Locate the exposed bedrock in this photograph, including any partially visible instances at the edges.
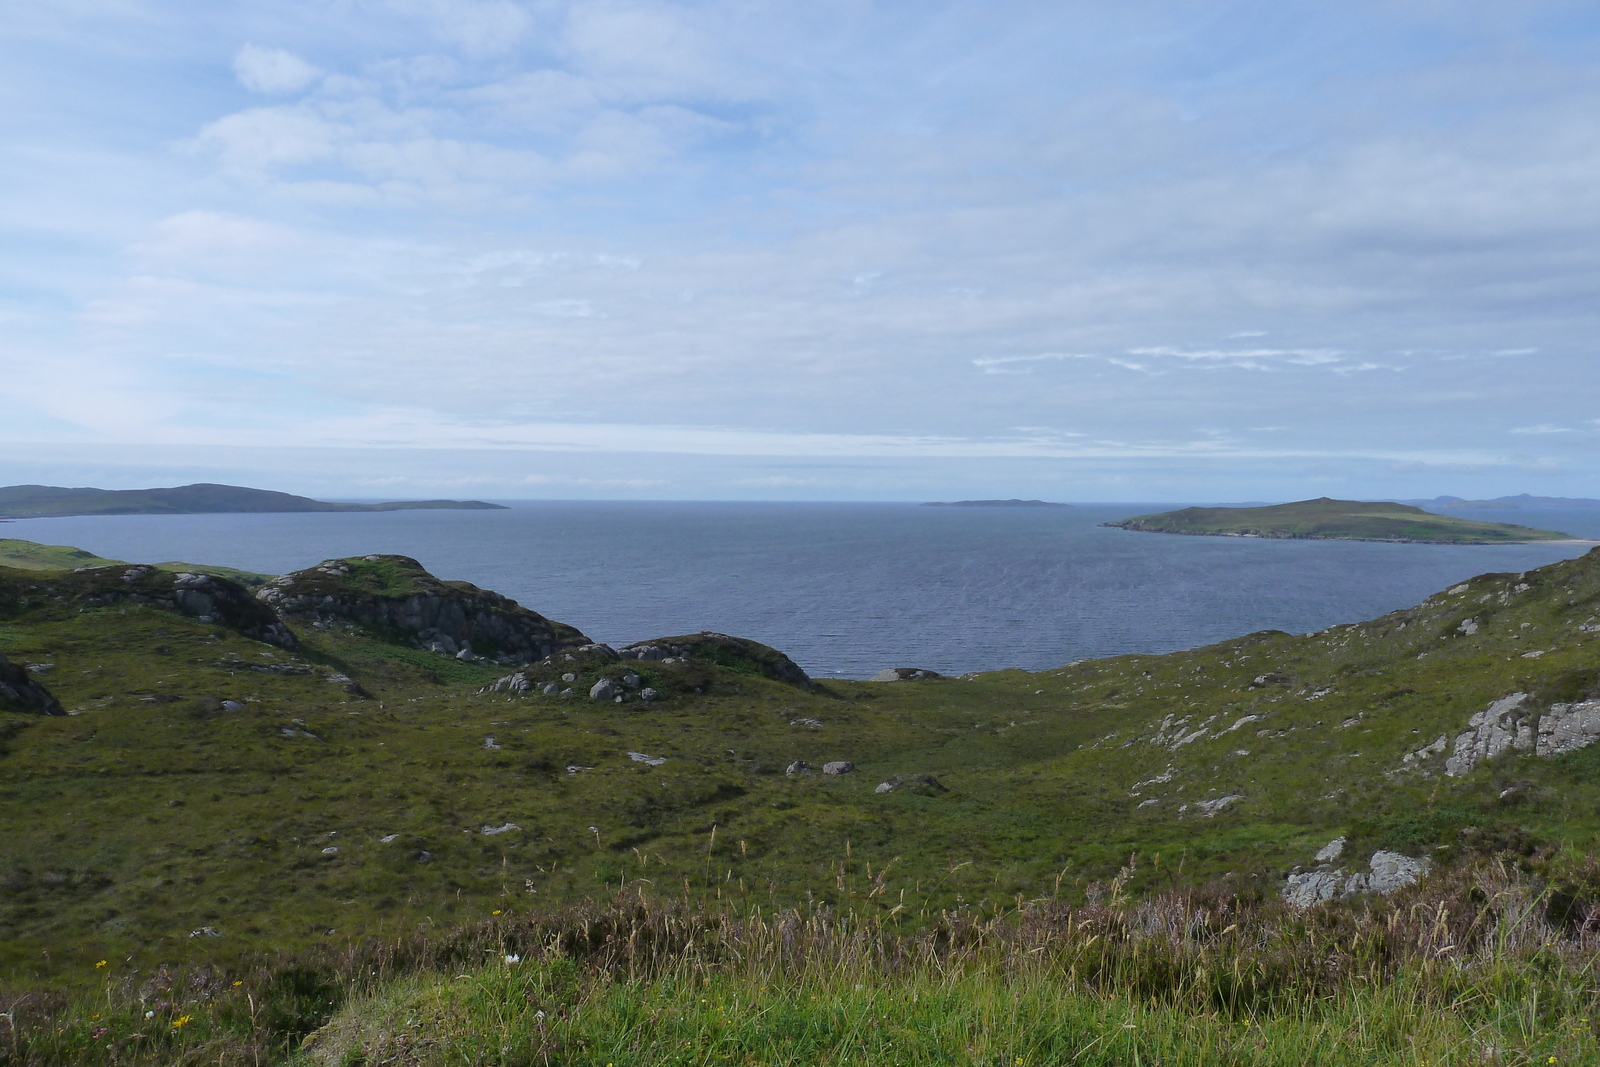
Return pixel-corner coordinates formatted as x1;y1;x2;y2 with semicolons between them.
256;555;588;661
0;564;296;650
1442;692;1600;776
0;650;63;716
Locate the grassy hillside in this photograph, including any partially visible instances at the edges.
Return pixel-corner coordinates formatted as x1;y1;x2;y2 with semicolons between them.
0;483;506;519
1105;496;1575;543
6;542;1600;1062
0;538;274;587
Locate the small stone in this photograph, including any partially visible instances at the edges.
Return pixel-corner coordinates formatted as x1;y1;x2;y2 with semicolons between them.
541;682;560;695
380;834;400;843
622;673;640;687
875;781;895;793
822;760;855;775
785;760;808;775
321;846;339;855
639;688;659;702
590;678;623;701
1315;836;1346;863
221;699;244;711
456;648;475;661
561;673;577;683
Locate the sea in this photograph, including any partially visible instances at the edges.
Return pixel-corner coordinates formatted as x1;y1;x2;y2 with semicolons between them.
7;503;1599;680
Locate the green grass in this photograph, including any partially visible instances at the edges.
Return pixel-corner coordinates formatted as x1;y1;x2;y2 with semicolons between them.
1106;497;1575;543
5;545;1600;1061
0;538;124;571
11;865;1600;1066
3;548;1600;988
0;538;275;586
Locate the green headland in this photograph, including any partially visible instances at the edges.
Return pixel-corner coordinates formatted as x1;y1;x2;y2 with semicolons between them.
1105;496;1577;543
0;482;507;519
5;535;1600;1063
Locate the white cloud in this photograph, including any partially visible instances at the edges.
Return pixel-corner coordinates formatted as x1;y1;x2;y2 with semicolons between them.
233;44;320;95
1510;424;1575;435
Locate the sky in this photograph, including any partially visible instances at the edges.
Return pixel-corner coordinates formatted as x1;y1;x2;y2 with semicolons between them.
2;1;1598;502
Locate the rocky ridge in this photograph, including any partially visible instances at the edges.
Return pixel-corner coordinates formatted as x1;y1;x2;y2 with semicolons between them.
0;563;296;650
255;555;588;662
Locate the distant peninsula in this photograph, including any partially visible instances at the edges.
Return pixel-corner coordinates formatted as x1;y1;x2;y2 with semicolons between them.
0;483;507;520
922;499;1072;508
1103;497;1576;544
1402;494;1600;510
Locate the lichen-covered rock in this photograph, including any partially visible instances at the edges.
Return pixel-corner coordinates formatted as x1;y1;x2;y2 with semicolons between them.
874;773;947;795
1364;850;1431;894
483;672;532;694
1284;848;1430;907
870;667;942;682
0;650;63;715
1443;693;1600;776
617;632;811;689
822;761;854;775
1445;693;1534;776
256;555;587;661
1537;700;1600;756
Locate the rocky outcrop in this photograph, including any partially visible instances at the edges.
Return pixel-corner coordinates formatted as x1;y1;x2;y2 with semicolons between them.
1442;692;1600;776
1283;840;1430;907
0;651;63;715
617;633;811;689
870;667;942;682
1537;700;1600;756
875;773;947;795
256;556;587;662
0;564;295;649
1445;693;1534;776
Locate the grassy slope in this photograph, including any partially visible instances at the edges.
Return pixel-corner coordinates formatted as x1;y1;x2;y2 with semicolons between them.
0;538;274;586
1107;497;1574;543
1;548;1600;991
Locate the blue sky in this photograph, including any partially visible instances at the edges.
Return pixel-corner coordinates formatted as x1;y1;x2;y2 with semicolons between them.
2;0;1598;501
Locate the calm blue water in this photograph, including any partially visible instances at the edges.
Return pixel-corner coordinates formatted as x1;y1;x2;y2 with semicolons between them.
7;503;1598;679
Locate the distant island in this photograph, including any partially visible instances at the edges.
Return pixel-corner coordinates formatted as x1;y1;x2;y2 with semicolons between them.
0;483;508;520
922;499;1072;508
1103;497;1576;544
1402;494;1600;510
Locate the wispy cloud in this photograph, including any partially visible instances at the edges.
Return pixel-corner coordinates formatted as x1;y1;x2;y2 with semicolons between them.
2;2;1598;498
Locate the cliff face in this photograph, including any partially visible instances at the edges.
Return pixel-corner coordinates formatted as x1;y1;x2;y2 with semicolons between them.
0;650;62;715
256;555;590;662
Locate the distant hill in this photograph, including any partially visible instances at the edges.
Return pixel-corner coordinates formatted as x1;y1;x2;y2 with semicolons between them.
1104;497;1576;544
0;483;507;519
922;499;1072;508
1404;494;1600;510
